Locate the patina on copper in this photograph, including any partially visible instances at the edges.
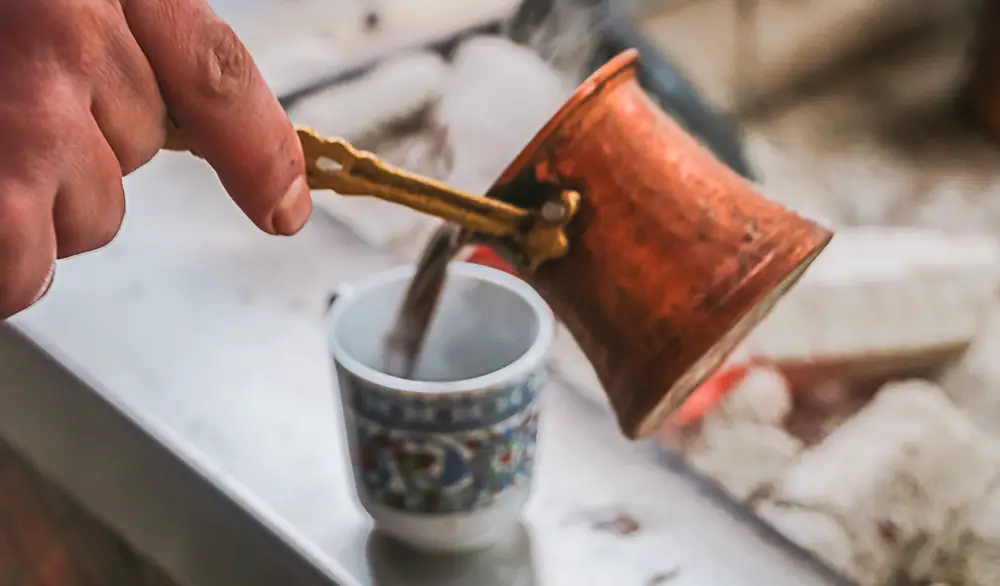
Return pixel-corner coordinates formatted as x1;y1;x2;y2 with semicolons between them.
963;0;1000;140
485;49;833;438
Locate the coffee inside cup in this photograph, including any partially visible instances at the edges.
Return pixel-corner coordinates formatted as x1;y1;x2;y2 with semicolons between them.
332;266;545;384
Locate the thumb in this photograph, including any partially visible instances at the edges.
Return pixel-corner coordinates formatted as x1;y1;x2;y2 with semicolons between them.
125;0;312;235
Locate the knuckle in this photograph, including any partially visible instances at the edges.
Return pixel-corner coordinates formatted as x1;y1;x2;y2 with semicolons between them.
0;277;46;318
0;0;117;71
0;272;51;316
58;210;123;258
94;206;125;249
52;157;125;258
195;21;256;102
32;1;106;70
82;192;126;253
0;206;52;318
116;119;165;175
38;81;87;132
0;208;32;257
2;75;85;154
89;223;121;251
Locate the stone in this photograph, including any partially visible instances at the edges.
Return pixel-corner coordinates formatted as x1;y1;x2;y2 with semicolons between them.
671;366;800;502
783;380;870;447
766;380;1000;585
686;419;803;502
919;483;1000;586
240;0;375;97
713;365;792;427
743;228;1000;384
431;35;573;193
743;133;848;226
940;306;1000;439
289;51;450;148
287;51;454;252
244;0;520;97
755;502;855;577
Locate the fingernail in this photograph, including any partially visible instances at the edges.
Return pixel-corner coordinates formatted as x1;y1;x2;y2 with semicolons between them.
31;263;56;305
272;175;312;236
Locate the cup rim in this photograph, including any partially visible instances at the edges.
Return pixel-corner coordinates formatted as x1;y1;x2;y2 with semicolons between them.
327;262;554;395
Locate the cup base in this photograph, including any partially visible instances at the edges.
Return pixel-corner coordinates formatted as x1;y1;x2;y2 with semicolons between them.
360;483;531;554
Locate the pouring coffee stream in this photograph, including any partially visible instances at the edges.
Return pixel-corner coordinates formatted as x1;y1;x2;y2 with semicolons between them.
169;49;833;439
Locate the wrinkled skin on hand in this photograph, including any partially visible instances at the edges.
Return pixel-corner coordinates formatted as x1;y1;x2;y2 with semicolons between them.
0;0;313;318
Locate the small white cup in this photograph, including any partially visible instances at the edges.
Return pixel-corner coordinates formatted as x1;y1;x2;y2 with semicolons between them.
328;262;554;553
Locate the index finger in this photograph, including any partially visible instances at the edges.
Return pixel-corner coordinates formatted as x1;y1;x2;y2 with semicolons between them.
123;0;311;235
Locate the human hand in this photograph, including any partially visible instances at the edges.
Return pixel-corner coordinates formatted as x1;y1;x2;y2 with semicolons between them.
0;0;312;318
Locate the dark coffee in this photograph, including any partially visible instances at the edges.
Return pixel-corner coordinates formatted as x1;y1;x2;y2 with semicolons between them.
381;224;468;378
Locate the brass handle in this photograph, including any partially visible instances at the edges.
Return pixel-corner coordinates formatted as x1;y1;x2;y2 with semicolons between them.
165;122;578;271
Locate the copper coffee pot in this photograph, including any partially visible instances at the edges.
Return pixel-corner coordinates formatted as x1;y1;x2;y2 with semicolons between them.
170;49;833;439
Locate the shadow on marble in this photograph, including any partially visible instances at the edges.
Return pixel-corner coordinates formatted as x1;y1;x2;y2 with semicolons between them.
366;520;537;586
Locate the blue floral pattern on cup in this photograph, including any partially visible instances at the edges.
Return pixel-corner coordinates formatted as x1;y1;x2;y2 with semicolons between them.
338;367;545;515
